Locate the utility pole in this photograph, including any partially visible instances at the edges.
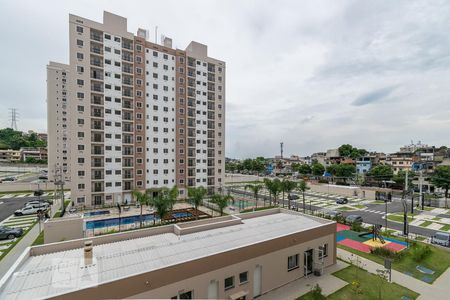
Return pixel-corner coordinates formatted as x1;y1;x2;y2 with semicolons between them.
419;170;424;210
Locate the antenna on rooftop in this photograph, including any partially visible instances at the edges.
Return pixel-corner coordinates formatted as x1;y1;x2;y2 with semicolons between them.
155;26;158;44
280;142;284;159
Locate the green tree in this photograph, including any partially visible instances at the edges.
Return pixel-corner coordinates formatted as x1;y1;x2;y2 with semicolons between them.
296;164;312;175
245;183;264;208
281;179;297;209
431;166;450;208
188;186;207;219
311;163;325;176
393;170;416;187
367;165;394;182
211;194;233;215
326;164;356;181
338;144;368;159
263;178;281;206
132;189;151;228
298;180;310;213
150;193;170;225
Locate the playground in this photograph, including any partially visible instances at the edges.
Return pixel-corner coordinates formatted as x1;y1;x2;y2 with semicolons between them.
336;223;407;253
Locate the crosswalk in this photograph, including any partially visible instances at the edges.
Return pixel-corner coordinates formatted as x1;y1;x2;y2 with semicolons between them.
0;191;71;199
359;208;385;215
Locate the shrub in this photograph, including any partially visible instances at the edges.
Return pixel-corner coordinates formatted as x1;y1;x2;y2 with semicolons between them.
310;284;325;300
351;222;363;232
410;244;431;262
371;246;403;261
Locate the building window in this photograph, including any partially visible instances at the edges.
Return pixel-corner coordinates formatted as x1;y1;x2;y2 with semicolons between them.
239;271;248;284
76;39;83;47
77;52;84;60
288;254;299;271
319;244;328;259
224;276;234;291
77;184;85;189
76;26;83;33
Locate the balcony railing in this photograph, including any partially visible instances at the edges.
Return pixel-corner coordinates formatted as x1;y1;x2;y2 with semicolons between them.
90;34;102;42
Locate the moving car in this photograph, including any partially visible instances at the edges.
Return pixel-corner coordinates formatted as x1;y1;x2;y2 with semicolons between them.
346;215;363;224
33;190;44;197
14;205;47;216
431;232;450;247
0;226;23;240
336;197;349;204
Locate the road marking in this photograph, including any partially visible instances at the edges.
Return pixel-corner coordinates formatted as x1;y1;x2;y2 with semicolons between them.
0;201;3;205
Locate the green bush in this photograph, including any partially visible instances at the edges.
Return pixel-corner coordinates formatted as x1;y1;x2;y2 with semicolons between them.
410;244;431;262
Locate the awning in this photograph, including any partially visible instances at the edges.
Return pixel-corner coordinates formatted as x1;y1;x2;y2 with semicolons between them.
229;290;248;300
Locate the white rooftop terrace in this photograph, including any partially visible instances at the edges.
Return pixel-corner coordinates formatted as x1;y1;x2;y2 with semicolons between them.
0;209;334;300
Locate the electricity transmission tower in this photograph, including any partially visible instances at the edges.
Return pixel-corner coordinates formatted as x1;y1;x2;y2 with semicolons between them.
9;108;18;130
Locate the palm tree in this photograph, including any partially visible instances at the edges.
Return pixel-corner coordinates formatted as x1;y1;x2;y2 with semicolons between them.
282;180;298;210
211;194;233;216
188;186;207;219
164;186;179;213
297;180;310;213
150;193;169;225
271;178;282;206
245;184;263;209
132;189;151;228
263;178;273;206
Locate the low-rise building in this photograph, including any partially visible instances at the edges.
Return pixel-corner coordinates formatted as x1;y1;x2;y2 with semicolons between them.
385;152;413;174
20;147;48;162
0;209;336;300
356;157;372;174
0;149;21;163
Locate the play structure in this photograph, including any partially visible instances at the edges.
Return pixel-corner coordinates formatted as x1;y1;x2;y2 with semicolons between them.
336;223;407;253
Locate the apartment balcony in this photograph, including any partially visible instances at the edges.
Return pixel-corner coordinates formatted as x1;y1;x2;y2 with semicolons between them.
92;174;104;180
122;90;132;98
122;66;133;74
91;150;104;155
90;45;103;55
91;135;104;143
122;41;133;50
92;186;104;193
90;33;103;42
122;102;132;109
122;54;133;63
122;78;133;86
91;124;104;130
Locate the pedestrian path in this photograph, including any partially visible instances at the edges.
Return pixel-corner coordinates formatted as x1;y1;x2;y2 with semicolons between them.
337;248;450;300
258;260;349;300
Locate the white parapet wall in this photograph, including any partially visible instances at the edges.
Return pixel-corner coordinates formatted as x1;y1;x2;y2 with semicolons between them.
225;173;263;184
43;216;84;244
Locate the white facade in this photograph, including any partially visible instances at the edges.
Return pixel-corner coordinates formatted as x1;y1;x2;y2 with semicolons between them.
145;49;177;188
194;59;209;187
103;34;124;199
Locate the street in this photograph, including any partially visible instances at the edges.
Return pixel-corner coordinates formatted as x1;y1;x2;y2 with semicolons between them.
0;196;48;222
228;187;441;238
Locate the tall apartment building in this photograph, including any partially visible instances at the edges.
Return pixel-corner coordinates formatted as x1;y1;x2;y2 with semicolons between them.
47;12;225;207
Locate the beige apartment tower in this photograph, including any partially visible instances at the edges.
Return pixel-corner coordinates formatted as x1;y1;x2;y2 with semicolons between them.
47;12;225;207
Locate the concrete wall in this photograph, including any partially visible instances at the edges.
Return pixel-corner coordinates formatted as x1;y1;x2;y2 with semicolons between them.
225;173;263;184
0;182;57;193
43;217;84;244
308;183;391;200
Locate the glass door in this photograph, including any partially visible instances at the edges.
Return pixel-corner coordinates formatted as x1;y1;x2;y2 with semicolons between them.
304;249;313;275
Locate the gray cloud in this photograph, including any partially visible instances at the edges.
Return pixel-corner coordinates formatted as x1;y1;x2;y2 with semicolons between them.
352;86;398;106
1;0;450;158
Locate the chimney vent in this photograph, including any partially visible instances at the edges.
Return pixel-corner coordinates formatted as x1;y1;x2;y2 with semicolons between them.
84;240;93;265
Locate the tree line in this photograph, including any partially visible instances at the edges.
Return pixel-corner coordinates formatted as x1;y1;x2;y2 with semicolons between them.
0;128;46;150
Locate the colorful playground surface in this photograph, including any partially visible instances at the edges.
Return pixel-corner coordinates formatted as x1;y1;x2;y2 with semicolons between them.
336;223;408;253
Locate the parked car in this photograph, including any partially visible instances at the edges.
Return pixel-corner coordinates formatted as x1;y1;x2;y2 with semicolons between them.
288;194;299;200
324;210;343;219
2;177;16;182
25;201;50;209
0;226;23;240
336;197;349;204
14;205;47;216
38;175;48;180
431;232;450;247
33;189;44;197
346;215;363;224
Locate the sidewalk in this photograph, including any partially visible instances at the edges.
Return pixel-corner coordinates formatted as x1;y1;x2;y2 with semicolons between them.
0;222;41;277
258;260;349;300
337;248;450;300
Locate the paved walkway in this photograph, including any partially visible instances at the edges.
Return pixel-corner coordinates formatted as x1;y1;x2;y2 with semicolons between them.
259;260;349;300
337;248;450;300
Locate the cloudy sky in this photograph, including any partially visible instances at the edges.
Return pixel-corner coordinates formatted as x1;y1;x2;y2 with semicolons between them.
1;0;450;158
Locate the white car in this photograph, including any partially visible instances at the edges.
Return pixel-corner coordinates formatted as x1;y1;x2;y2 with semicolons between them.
14;206;47;216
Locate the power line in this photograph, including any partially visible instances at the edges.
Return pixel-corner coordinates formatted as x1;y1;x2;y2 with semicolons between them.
8;108;18;131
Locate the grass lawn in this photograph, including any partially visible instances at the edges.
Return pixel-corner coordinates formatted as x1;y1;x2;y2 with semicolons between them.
337;206;354;211
419;221;433;227
440;224;450;231
31;230;44;246
387;214;414;223
338;240;450;283
432;217;442;221
353;204;366;209
298;266;418;300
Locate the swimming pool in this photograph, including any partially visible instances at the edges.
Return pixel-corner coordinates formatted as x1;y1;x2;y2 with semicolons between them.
172;212;192;218
84;210;110;217
85;214;157;230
